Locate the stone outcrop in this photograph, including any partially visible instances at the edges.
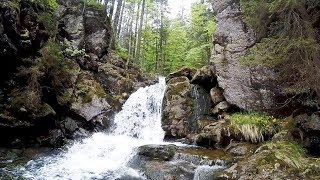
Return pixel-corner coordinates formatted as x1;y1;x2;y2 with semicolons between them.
210;0;280;115
0;0;151;148
162;76;212;138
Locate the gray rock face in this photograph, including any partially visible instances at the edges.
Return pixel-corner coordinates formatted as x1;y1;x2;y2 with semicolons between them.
162;77;212;138
210;0;279;114
57;1;111;57
84;7;111;57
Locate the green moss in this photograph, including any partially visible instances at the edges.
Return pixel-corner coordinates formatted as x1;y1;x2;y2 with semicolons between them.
257;141;306;169
227;113;277;143
75;74;107;104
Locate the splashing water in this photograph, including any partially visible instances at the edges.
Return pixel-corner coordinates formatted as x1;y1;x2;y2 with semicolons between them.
16;77;167;179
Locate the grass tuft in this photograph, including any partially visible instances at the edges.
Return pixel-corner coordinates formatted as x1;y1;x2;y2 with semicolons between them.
228;112;276;143
257;141;307;169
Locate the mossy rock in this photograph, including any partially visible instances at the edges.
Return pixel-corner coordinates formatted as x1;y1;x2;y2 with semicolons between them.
217;141;320;179
70;72;110;121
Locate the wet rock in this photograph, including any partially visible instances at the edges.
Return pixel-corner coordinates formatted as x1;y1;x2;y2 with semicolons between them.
162;76;211;138
138;144;177;161
167;67;197;81
210;87;224;105
193;166;216;180
39;129;65;147
215;142;313;179
294;113;320;155
64;117;78;133
138;160;196;180
212;101;230;114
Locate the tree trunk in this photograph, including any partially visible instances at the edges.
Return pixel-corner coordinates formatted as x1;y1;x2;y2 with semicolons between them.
110;0;124;49
133;0;141;59
104;0;109;14
110;0;116;19
134;0;146;65
117;0;126;39
113;0;124;36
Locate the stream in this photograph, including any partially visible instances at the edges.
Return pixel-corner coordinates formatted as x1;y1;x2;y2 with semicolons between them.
0;78;225;180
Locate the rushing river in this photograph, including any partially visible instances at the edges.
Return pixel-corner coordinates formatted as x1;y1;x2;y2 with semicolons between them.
14;78;167;179
2;77;225;180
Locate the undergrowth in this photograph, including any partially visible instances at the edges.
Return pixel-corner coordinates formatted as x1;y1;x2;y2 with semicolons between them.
228;113;277;143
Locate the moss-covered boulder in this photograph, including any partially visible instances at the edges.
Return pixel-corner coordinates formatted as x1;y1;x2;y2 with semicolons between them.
162;76;212;138
216;141;320;179
70;72;110;122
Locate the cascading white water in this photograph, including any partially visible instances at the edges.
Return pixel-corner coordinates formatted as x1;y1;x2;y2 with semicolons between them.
18;77;167;180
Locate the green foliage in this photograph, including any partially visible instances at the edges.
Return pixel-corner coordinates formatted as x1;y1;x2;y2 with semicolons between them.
11;39;73;113
82;0;103;10
137;2;216;74
38;12;57;37
116;46;129;60
228;112;277;143
32;0;58;10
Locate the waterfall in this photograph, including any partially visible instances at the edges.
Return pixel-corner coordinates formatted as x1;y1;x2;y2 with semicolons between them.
17;77;167;179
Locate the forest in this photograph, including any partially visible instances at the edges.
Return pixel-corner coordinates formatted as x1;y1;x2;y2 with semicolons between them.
91;0;215;74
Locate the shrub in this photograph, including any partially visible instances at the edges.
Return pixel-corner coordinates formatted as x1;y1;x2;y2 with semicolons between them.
32;0;58;10
38;12;57;37
227;113;277;143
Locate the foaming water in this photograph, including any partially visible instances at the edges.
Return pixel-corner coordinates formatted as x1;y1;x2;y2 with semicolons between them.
17;77;167;179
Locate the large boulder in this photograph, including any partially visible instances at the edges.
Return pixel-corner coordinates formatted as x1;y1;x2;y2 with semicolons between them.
191;66;217;90
167;67;197;81
70;72;111;122
210;0;280;115
162;77;212;138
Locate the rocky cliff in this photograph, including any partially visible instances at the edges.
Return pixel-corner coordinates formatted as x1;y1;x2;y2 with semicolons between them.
0;0;153;147
210;0;281;115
